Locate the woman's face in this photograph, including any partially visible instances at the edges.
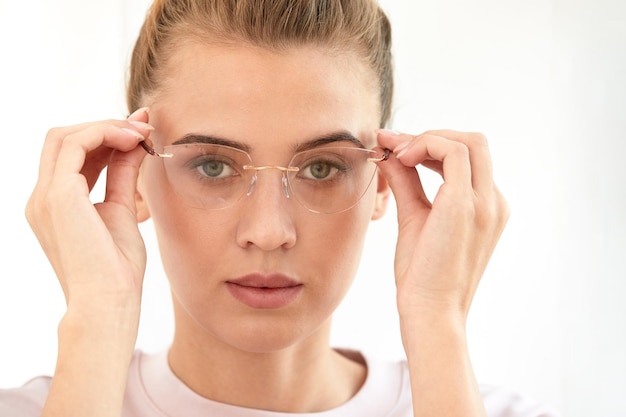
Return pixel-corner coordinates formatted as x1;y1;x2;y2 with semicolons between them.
138;40;388;353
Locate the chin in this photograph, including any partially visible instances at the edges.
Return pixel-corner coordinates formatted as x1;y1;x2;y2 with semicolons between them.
213;315;330;354
171;279;341;354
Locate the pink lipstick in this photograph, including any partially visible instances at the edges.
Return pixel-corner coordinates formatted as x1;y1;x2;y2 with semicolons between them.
225;274;303;309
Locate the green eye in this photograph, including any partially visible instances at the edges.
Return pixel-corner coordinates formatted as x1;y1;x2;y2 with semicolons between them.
194;160;236;179
299;160;347;181
307;162;333;179
200;161;225;177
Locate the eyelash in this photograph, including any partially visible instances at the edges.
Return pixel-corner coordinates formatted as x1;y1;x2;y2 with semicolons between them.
297;158;349;182
187;156;241;181
180;151;354;186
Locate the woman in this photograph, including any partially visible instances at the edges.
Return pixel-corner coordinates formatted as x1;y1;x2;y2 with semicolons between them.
0;0;555;416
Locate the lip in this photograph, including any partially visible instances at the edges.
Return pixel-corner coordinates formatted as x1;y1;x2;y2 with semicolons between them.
225;273;303;309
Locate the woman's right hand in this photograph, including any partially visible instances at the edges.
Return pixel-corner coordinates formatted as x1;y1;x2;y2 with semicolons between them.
25;109;152;314
24;109;153;417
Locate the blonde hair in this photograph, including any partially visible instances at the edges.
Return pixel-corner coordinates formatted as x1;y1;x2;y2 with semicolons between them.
127;0;394;127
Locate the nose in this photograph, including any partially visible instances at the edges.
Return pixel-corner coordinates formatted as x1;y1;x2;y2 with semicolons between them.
235;170;297;251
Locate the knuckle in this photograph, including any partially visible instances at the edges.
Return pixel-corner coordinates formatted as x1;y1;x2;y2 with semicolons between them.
450;141;470;158
45;127;66;145
46;126;84;152
467;132;489;149
60;131;87;152
45;126;64;139
24;197;38;227
25;190;50;233
497;194;511;225
475;191;510;231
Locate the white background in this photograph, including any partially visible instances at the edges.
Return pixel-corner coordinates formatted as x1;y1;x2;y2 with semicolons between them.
1;1;625;416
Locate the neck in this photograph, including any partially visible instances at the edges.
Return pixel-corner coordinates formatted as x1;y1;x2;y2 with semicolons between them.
168;302;366;413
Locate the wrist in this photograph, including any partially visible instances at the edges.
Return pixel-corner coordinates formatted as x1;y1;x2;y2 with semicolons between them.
398;292;468;326
399;304;487;417
65;289;142;320
44;306;139;417
59;300;141;352
398;303;468;350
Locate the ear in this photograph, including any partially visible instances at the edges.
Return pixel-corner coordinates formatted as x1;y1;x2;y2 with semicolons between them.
371;171;390;220
135;171;151;223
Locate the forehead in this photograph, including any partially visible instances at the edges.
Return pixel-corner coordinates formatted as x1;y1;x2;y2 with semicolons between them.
149;40;380;148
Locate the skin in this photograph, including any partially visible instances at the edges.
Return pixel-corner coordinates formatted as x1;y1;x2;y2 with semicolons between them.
138;41;386;410
25;36;509;417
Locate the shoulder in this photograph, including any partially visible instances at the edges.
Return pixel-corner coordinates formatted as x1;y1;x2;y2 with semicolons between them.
355;352;560;417
0;376;51;417
0;351;154;417
479;384;562;417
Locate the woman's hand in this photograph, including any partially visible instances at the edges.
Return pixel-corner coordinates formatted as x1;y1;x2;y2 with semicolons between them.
26;109;152;313
377;129;509;417
377;129;509;323
24;109;153;417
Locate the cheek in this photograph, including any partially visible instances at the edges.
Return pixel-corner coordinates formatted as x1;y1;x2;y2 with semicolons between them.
142;161;231;285
142;156;375;298
303;196;375;293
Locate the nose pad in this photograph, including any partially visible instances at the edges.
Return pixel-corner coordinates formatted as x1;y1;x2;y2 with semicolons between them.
245;172;291;199
282;175;291;199
246;174;258;197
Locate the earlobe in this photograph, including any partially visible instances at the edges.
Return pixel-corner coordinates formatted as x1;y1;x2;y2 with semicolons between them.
371;172;390;220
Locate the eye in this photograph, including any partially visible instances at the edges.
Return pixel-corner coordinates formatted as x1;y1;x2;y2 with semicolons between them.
198;161;232;178
190;157;238;179
298;159;347;181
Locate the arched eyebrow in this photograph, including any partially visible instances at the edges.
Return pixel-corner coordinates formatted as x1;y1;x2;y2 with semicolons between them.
172;134;251;152
295;131;366;152
170;130;366;152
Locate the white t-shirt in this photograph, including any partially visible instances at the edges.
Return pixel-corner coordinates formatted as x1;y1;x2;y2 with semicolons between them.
0;350;560;416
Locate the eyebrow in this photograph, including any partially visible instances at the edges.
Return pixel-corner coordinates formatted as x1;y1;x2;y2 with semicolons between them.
172;134;251;152
295;131;366;152
170;130;366;153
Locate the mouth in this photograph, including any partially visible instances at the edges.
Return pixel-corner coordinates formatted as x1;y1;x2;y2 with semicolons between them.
225;273;303;309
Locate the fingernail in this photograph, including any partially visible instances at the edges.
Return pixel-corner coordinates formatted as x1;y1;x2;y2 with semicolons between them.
129;121;155;131
128;107;150;120
376;129;400;136
121;128;145;141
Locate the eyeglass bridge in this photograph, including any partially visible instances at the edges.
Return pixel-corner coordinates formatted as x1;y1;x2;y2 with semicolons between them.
242;165;300;198
140;141;391;213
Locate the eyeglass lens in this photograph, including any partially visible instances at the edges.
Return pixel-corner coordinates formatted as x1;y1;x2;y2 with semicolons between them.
160;144;381;214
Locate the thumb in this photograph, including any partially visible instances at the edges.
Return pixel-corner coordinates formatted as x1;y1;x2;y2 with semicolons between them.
376;149;431;220
104;145;148;214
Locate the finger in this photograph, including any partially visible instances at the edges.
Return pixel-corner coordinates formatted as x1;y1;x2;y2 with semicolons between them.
375;148;432;220
103;146;147;213
53;124;145;178
424;130;494;195
391;133;473;194
80;147;114;191
376;129;415;153
127;107;150;123
421;159;444;177
81;111;153;190
39;123;101;186
38;119;151;188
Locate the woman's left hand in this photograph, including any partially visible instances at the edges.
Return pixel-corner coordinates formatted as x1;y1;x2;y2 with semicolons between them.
376;129;510;325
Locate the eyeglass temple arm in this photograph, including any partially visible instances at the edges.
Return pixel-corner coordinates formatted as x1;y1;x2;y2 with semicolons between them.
140;141;173;158
368;148;390;162
140;141;390;162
